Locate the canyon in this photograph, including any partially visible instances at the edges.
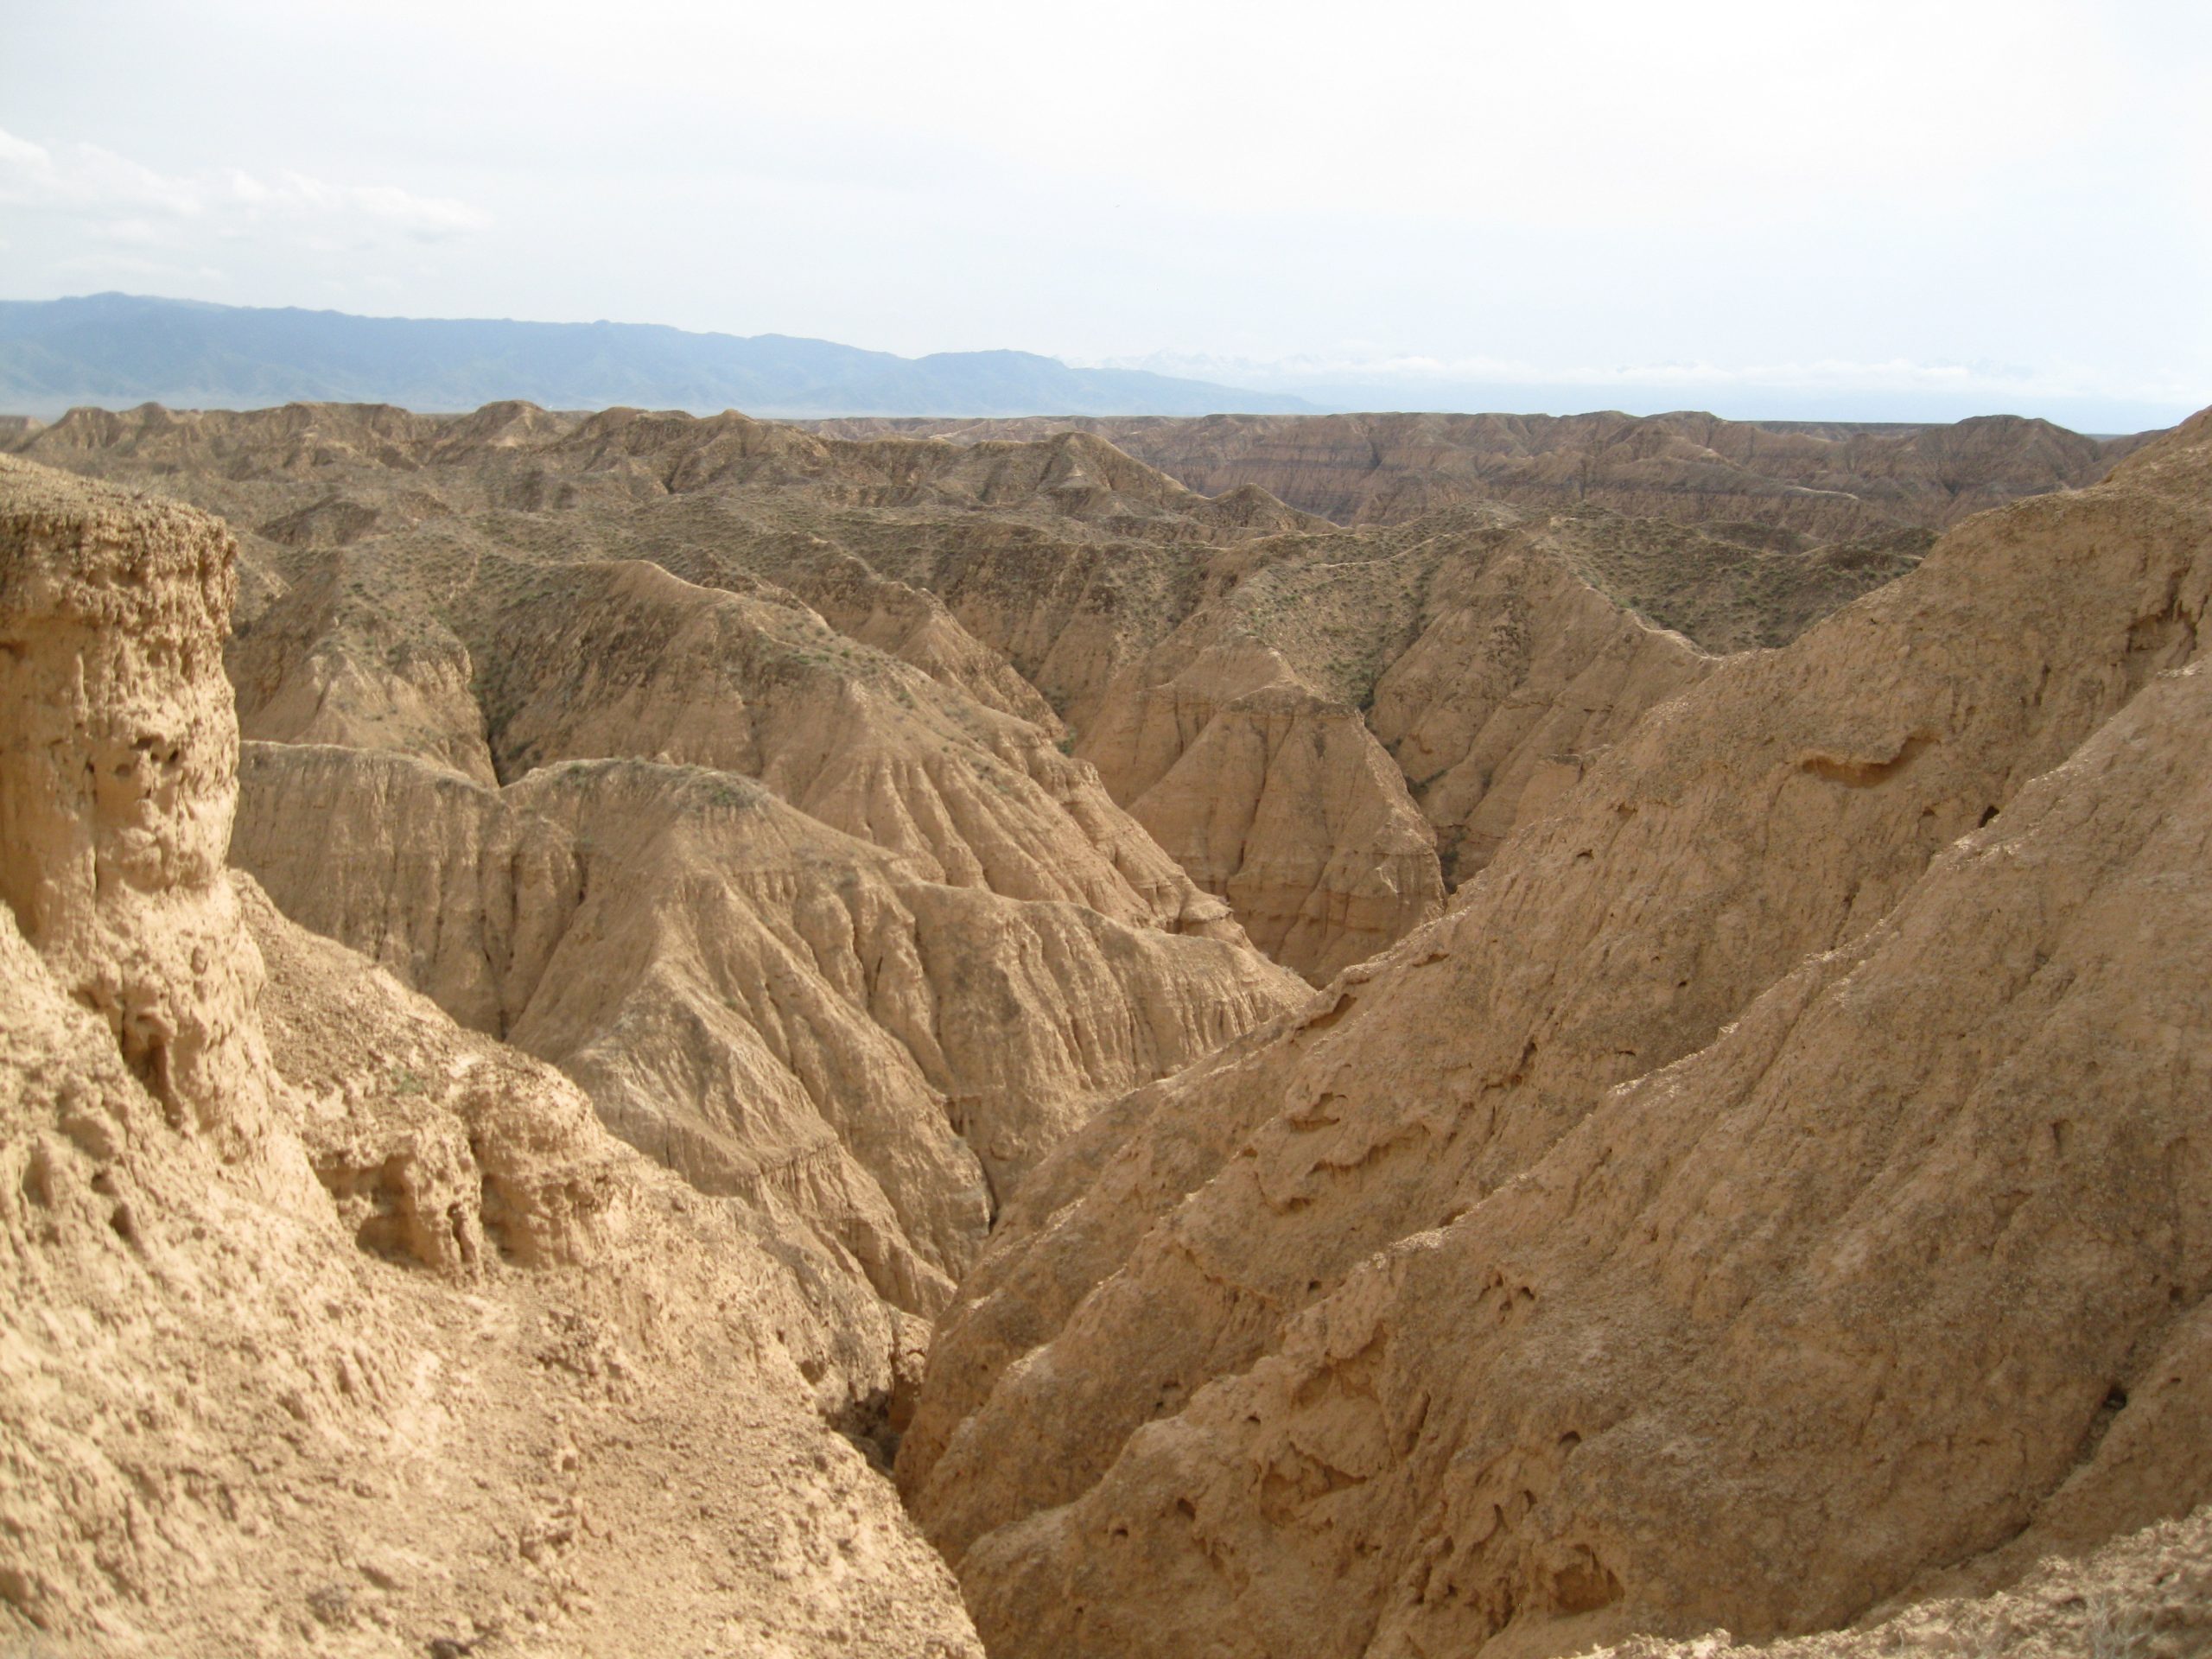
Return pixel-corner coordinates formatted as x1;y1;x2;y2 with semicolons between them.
2;398;2207;1656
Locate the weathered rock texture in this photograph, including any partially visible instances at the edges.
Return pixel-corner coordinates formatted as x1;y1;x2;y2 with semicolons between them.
1592;1504;2211;1659
232;740;1301;1314
0;461;277;1152
1086;649;1445;982
462;554;1230;938
10;393;2204;1658
899;411;2212;1657
0;456;983;1656
226;543;499;784
19;410;1328;1329
1365;536;1711;882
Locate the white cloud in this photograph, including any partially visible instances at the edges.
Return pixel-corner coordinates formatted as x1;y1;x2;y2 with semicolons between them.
52;251;229;285
0;126;486;243
346;181;486;235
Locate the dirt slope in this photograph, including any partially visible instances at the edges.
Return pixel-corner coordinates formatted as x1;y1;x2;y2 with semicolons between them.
1586;1504;2210;1658
898;411;2212;1657
233;740;1301;1315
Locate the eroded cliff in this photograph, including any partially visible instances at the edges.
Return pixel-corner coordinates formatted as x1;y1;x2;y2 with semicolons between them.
0;456;984;1656
898;412;2212;1657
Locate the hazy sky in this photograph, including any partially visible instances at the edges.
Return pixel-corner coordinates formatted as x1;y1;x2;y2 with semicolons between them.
3;0;2207;426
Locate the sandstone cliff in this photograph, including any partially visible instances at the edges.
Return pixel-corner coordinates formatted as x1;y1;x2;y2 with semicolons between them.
9;391;2204;1658
461;554;1233;937
783;483;1929;976
10;407;1319;1343
0;460;279;1154
227;543;500;784
899;411;2212;1657
232;739;1301;1315
0;455;984;1656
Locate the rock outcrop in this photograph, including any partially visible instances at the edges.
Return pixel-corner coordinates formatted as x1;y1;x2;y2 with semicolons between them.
1366;532;1712;882
1086;648;1445;982
9;387;2206;1659
226;544;499;784
0;460;278;1152
899;412;2212;1657
0;455;984;1656
462;554;1235;938
232;739;1302;1314
831;494;1925;974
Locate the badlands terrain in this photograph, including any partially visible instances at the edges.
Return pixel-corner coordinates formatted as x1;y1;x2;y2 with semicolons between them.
808;409;2148;538
1;399;2208;1657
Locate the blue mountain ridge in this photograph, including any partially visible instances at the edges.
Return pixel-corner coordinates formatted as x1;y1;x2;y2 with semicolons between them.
0;294;1314;419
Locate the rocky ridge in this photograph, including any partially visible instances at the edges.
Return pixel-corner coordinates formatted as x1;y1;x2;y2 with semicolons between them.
896;410;2212;1656
804;408;2152;537
0;455;984;1656
235;740;1298;1314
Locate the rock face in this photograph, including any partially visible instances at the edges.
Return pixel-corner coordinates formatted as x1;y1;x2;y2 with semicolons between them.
9;391;2207;1659
1366;537;1711;882
227;544;499;784
232;740;1302;1314
808;409;2150;537
0;461;276;1149
1588;1505;2212;1659
14;407;1319;1346
463;555;1231;938
815;493;1931;979
898;412;2212;1657
0;456;984;1656
1086;649;1445;982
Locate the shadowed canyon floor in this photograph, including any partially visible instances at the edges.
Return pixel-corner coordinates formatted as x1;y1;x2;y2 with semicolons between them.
3;400;2208;1656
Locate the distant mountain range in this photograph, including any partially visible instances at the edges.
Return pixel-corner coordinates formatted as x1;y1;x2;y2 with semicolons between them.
0;294;1314;419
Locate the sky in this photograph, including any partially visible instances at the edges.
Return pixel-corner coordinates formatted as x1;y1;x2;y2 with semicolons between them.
2;0;2208;429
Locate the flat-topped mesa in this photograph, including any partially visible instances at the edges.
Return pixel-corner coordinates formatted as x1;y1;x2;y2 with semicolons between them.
0;455;276;1149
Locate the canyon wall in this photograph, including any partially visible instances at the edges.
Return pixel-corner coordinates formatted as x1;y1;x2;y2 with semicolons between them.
899;412;2212;1657
0;455;985;1656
